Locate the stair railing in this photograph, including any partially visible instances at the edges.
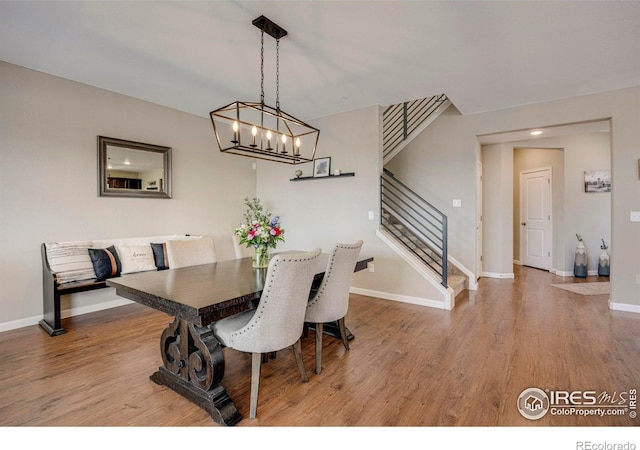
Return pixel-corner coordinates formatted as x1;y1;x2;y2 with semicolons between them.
380;169;448;287
382;94;448;161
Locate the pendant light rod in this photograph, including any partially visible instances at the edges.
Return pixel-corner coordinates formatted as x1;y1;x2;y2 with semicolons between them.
252;15;287;40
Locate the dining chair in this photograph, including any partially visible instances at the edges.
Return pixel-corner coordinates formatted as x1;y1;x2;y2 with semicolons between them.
304;240;363;374
231;234;253;259
166;237;217;269
211;248;322;419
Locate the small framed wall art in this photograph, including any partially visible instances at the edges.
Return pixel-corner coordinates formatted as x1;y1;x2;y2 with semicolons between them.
313;157;331;178
584;170;611;193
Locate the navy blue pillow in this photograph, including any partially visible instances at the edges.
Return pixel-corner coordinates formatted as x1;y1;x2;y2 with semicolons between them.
88;245;122;280
151;242;169;270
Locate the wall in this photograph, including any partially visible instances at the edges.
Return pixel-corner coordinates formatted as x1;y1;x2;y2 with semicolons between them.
385;88;640;310
256;106;445;307
481;144;514;277
0;61;256;330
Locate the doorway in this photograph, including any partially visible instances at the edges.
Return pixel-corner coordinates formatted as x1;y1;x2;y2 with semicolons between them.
519;168;552;270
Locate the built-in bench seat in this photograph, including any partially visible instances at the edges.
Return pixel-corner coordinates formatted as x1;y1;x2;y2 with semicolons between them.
40;234;205;336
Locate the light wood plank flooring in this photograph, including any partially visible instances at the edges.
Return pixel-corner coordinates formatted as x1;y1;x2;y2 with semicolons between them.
1;265;638;427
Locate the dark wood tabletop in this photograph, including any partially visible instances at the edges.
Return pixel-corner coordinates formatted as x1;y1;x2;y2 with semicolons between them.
106;253;372;326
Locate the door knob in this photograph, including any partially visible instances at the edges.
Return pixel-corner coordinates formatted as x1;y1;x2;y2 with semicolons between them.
521;222;526;226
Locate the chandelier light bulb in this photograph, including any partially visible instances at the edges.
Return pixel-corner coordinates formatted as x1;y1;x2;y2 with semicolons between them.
251;126;258;147
231;121;239;144
266;130;273;150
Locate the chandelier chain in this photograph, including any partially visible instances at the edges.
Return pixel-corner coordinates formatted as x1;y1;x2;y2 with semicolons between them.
260;29;265;105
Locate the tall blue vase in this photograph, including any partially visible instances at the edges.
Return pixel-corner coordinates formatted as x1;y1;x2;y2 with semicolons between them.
574;242;587;278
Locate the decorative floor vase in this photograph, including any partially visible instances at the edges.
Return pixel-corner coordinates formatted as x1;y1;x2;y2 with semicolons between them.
252;247;270;268
574;242;588;278
598;250;610;277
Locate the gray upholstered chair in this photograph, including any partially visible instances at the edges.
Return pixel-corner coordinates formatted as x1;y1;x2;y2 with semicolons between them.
166;237;217;269
232;234;253;259
305;240;363;374
211;248;322;419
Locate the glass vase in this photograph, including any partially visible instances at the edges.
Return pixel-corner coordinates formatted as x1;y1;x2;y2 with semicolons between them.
252;246;270;269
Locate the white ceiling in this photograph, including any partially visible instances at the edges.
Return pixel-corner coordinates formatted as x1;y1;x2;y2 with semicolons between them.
1;1;640;123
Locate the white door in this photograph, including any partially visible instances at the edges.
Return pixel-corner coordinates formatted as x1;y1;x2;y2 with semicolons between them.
520;168;551;270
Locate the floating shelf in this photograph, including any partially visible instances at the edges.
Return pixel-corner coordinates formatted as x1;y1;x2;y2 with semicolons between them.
290;172;355;181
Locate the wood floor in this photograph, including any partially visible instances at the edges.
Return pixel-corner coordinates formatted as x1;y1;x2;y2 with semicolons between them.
1;265;638;427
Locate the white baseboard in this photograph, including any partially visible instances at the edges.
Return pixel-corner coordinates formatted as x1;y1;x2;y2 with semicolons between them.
0;315;41;333
350;287;449;310
0;298;134;334
609;301;640;314
481;272;515;279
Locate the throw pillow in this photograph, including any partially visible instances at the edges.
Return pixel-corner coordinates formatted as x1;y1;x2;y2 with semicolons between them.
117;245;157;274
151;242;169;270
88;245;122;280
45;241;96;283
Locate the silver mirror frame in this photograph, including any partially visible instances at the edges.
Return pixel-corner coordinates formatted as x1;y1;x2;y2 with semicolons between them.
97;136;172;199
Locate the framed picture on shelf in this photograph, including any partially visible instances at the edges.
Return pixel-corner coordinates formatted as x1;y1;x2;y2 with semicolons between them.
313;157;331;178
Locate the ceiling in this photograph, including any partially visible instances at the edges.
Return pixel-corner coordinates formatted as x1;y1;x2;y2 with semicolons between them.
1;1;640;124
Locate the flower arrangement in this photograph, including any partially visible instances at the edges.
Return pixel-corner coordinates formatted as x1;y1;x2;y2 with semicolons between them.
235;197;284;267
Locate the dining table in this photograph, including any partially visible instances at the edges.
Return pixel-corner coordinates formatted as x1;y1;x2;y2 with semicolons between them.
106;251;373;426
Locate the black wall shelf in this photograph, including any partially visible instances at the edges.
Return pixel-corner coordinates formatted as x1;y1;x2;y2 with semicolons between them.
290;172;355;182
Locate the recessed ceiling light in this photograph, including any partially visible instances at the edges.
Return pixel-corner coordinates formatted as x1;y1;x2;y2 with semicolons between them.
530;130;543;136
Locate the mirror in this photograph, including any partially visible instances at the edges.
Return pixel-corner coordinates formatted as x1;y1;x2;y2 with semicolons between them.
98;136;172;198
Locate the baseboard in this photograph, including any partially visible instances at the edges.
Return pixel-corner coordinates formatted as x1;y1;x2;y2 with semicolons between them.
481;272;515;279
350;287;449;310
0;298;134;334
63;298;134;319
609;301;640;314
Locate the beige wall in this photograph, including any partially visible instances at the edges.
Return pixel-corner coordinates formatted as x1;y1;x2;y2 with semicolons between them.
481;143;514;276
0;61;256;329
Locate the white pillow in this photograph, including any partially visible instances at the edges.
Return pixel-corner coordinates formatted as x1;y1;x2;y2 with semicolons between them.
117;245;157;274
45;241;96;283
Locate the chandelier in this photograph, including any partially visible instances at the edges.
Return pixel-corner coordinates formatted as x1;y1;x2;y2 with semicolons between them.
210;15;320;165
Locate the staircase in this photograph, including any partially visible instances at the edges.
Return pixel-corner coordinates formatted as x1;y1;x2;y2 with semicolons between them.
380;169;468;300
380;94;468;307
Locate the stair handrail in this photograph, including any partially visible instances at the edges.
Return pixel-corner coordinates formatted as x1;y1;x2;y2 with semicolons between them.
383;94;448;161
381;169;448;287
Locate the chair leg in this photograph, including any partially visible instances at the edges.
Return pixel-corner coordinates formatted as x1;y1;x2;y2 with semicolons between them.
292;339;308;382
315;322;323;374
250;352;262;419
338;317;350;351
